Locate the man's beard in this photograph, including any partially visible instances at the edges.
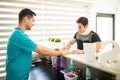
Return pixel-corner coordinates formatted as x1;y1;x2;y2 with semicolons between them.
26;25;31;30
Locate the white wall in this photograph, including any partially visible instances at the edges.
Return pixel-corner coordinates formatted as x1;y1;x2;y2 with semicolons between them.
115;14;120;43
92;0;117;31
72;0;117;29
115;0;120;44
72;0;117;13
94;0;120;45
116;0;120;13
93;0;120;45
93;0;117;14
72;0;120;44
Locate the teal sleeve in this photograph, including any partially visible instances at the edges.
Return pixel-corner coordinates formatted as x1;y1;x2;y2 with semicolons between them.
11;33;37;53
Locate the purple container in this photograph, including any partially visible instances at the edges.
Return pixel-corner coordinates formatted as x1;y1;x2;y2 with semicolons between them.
56;56;61;69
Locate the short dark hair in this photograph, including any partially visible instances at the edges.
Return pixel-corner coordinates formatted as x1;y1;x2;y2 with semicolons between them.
19;8;36;23
76;17;88;26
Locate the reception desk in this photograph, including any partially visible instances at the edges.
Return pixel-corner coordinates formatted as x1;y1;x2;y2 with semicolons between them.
64;54;120;80
29;53;120;80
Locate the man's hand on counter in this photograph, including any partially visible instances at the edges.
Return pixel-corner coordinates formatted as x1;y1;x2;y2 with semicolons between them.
62;47;84;54
54;48;60;51
54;48;72;55
61;50;72;55
72;49;84;54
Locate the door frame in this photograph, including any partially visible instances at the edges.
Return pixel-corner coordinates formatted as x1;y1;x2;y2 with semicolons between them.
96;13;115;40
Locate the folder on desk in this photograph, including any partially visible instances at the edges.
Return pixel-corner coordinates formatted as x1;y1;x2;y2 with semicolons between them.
83;43;96;62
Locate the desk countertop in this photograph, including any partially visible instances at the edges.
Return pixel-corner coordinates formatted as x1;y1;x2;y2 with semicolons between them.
64;54;120;75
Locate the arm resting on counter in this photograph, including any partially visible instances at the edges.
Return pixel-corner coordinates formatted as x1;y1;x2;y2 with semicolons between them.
33;45;71;56
96;41;101;53
63;38;76;50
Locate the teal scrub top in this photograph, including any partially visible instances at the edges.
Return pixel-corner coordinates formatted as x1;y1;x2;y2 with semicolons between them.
6;28;37;80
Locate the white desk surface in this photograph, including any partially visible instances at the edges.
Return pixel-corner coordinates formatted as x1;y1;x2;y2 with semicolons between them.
64;54;120;75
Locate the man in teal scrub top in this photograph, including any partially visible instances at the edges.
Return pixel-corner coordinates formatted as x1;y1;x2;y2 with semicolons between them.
6;8;71;80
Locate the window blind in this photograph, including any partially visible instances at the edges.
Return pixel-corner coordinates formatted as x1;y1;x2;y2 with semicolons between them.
43;0;91;42
0;0;91;78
